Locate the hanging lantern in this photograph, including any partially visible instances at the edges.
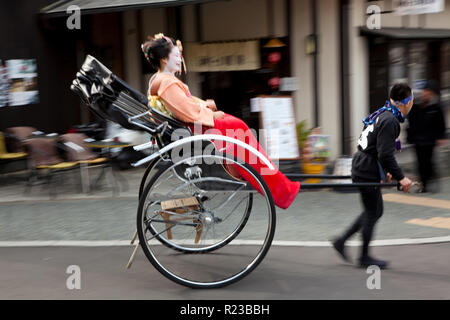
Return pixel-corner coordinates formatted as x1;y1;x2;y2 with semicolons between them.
268;77;280;88
268;52;281;64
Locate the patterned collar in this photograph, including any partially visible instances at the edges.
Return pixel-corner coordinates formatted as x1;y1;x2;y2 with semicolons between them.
363;100;405;126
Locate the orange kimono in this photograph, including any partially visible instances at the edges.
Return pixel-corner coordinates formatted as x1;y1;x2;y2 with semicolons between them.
149;73;300;209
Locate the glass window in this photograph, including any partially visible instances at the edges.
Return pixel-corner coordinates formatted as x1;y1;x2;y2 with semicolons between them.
408;42;427;92
441;42;450;107
389;44;407;88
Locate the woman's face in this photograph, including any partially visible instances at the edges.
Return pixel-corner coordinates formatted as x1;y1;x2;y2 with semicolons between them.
162;46;182;74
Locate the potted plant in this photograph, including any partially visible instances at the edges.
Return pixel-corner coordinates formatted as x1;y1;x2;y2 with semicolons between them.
298;123;328;182
296;120;312;154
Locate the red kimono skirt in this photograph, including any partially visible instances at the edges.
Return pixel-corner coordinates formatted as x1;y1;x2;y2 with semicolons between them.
190;114;300;209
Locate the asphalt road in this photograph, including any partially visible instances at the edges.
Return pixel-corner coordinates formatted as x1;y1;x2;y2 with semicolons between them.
1;167;448;301
1;243;449;300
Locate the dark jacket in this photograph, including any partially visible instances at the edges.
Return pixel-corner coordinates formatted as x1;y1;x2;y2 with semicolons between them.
352;111;404;182
407;102;447;146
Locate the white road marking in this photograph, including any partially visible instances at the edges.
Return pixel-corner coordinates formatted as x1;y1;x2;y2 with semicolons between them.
0;236;449;247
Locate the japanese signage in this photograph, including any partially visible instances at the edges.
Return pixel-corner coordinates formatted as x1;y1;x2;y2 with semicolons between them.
393;0;445;16
0;59;39;107
185;40;260;72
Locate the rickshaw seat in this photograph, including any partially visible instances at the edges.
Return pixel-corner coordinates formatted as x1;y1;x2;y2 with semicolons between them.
71;55;192;146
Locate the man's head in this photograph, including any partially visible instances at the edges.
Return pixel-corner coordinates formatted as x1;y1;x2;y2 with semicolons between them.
421;80;439;106
390;82;414;116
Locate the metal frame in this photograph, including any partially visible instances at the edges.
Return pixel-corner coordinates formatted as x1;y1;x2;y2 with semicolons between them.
131;134;275;170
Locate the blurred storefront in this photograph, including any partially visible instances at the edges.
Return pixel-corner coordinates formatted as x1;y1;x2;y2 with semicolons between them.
313;0;450;156
360;27;450;111
119;0;294;133
1;0;449;161
351;0;450;151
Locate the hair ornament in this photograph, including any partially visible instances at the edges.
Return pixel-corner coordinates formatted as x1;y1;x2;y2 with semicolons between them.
154;33;164;40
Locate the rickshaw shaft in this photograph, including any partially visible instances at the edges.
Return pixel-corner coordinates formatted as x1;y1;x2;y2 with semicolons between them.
286;174;352;179
300;182;398;189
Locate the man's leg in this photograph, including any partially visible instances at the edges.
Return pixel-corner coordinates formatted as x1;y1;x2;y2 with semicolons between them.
332;213;363;262
339;214;364;243
416;145;430;191
358;186;387;268
332;176;367;262
423;144;437;191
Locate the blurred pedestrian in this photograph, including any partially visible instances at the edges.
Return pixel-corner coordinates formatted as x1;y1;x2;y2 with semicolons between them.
332;83;414;269
407;80;447;193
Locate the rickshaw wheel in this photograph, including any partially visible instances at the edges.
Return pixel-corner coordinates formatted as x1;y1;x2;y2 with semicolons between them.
136;152;276;289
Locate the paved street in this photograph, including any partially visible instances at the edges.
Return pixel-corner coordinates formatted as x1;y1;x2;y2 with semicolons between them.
0;150;449;299
0;244;449;299
1;171;449;242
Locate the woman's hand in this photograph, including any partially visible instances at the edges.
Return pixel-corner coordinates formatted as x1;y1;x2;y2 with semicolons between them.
205;99;217;111
213;111;225;119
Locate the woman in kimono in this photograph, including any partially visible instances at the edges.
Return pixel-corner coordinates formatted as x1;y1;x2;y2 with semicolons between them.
141;34;300;209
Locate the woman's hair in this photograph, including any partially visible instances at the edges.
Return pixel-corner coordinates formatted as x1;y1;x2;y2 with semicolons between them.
390;82;412;102
141;35;176;73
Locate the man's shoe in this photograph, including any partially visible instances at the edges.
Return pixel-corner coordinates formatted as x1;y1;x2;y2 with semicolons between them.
359;256;389;269
331;238;351;263
417;186;427;193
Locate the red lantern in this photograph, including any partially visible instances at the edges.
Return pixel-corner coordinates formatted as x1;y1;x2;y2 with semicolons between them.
268;77;280;88
268;52;281;64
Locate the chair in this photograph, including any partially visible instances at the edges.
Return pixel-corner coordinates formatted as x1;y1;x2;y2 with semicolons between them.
4;126;37;152
0;132;28;181
22;138;79;197
0;132;28;161
70;55;192;148
59;133;108;193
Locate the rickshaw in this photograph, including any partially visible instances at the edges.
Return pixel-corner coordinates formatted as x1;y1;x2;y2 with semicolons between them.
71;55;277;289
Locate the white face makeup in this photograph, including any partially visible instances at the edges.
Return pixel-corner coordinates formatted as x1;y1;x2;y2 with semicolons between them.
162;46;182;74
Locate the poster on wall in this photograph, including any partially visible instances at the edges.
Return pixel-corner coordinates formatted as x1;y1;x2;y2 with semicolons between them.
0;60;9;108
5;59;39;106
258;96;299;160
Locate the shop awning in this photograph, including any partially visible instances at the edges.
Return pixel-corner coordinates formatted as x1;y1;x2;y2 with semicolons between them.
40;0;224;18
360;27;450;40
